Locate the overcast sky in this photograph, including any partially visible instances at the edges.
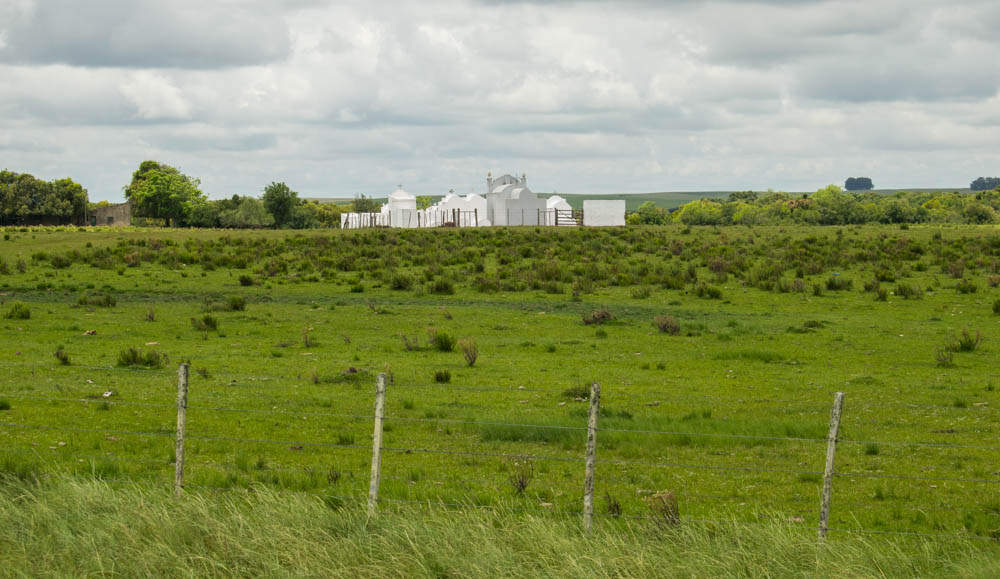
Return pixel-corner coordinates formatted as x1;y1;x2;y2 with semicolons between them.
2;0;1000;201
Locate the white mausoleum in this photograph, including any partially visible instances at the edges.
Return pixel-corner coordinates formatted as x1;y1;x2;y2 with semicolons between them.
486;173;546;226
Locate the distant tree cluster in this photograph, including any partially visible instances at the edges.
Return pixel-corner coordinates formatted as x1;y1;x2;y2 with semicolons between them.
0;170;89;226
630;185;1000;226
124;161;348;229
971;177;1000;191
844;177;874;191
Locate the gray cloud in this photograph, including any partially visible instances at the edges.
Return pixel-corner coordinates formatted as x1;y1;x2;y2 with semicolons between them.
0;0;291;68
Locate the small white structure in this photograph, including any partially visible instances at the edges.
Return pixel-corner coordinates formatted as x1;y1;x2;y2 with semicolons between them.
583;200;626;227
424;190;488;227
544;195;576;226
486;173;546;226
384;185;418;228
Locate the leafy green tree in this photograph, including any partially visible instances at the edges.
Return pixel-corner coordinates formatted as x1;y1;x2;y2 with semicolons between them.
627;201;669;225
416;196;433;210
844;177;874;191
123;161;205;226
970;177;1000;191
0;170;89;225
351;194;379;213
262;182;300;228
673;199;724;225
218;197;275;229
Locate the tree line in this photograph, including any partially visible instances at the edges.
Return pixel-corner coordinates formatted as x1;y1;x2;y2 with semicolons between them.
0;170;89;226
630;185;1000;226
123;161;357;229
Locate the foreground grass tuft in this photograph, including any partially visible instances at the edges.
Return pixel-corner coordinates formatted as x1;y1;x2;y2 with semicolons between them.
0;476;997;578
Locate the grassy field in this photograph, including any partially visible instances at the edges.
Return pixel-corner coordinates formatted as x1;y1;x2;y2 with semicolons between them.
1;223;999;557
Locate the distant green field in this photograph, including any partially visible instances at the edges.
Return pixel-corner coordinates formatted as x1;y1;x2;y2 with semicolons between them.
307;187;976;212
1;223;999;544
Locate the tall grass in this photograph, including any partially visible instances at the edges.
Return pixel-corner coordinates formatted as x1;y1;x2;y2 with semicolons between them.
0;476;997;577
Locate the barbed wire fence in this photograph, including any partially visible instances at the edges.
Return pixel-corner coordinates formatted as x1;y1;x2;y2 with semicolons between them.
2;363;999;544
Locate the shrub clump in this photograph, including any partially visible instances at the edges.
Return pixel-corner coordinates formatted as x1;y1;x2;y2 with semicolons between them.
3;301;31;320
458;338;478;367
54;346;70;366
895;283;923;300
429;329;456;352
78;291;116;307
430;278;455;295
694;283;723;299
191;315;219;332
389;273;414;291
825;276;853;291
993;299;1000;315
583;308;614;325
654;315;681;335
116;347;165;369
434;369;451;383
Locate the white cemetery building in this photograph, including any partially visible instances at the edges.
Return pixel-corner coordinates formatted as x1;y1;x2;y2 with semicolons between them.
485;173;548;226
383;185;417;228
340;172;625;229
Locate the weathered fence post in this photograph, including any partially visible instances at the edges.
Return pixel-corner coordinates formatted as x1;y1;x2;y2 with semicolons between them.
583;382;601;532
368;373;388;516
474;208;479;227
175;363;189;498
818;392;845;541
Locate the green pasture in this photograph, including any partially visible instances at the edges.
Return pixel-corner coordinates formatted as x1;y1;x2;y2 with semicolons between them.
1;224;999;542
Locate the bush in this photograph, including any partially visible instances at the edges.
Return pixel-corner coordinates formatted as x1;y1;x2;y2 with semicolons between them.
825;275;853;291
935;347;954;368
583;308;614;325
954;328;982;352
458;338;478;367
434;369;451;383
956;279;978;294
430;278;455;295
895;283;923;300
389;273;414;290
654;315;680;335
116;347;165;369
226;296;246;311
78;291;116;307
54;346;70;366
630;286;652;299
0;399;9;411
993;299;1000;315
239;274;254;287
191;315;219;332
430;330;456;352
3;301;30;320
694;283;723;299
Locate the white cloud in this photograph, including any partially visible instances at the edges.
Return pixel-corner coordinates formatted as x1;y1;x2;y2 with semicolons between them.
119;72;191;120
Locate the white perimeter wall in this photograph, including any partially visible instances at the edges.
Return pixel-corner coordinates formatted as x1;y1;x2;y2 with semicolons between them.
583;200;626;227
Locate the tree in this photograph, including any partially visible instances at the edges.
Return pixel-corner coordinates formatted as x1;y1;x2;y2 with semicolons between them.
416;195;433;210
351;194;379;213
218;197;275;229
844;177;874;191
262;181;300;228
123;161;205;226
626;201;669;225
970;177;1000;191
0;170;89;225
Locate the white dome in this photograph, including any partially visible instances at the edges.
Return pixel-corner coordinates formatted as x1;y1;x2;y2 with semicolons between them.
389;186;415;201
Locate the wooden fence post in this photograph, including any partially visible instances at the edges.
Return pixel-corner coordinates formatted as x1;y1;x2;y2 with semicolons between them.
584;382;601;532
818;392;845;541
368;373;388;516
175;363;189;498
474;208;479;227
